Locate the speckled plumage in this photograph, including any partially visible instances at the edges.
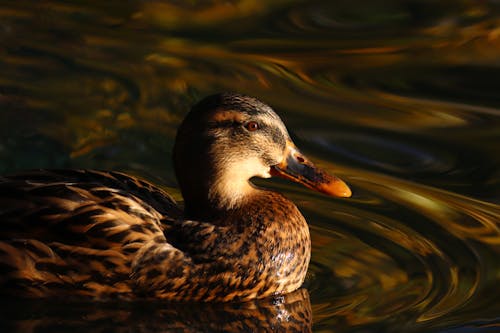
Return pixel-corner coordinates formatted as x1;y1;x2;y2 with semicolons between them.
0;92;350;301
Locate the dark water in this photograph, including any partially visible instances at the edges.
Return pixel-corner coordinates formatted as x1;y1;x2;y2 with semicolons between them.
1;0;499;332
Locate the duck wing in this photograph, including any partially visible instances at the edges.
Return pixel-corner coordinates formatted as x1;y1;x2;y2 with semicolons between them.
0;169;181;298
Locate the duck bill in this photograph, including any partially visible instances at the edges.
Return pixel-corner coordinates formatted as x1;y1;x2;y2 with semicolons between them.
270;141;352;198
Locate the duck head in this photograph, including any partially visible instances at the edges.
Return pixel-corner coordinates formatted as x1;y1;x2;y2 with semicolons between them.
173;93;351;220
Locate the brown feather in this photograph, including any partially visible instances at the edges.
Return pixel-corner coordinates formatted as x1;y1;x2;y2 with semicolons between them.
0;93;348;302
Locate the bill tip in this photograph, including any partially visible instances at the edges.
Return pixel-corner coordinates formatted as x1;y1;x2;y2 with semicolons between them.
320;179;352;198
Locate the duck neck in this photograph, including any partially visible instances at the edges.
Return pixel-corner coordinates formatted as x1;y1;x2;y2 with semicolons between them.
182;174;260;221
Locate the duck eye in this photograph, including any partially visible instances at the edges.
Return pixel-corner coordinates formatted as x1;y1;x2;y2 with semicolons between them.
244;121;259;132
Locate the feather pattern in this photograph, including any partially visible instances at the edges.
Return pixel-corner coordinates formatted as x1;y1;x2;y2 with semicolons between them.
0;169;179;299
0;93;350;301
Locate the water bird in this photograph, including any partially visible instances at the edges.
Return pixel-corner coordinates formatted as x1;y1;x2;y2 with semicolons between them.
0;92;351;301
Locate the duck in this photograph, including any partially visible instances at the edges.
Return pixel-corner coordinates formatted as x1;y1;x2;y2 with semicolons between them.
0;92;351;302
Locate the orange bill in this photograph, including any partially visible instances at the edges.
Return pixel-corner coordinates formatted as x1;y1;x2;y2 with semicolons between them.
270;141;351;198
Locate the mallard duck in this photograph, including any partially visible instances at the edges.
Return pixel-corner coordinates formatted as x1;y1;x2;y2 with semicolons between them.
0;92;351;301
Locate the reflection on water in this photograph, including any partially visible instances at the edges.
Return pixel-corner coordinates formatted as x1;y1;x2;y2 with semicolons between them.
0;0;499;332
0;289;312;332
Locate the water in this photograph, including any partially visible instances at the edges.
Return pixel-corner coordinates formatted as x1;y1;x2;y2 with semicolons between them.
0;1;499;332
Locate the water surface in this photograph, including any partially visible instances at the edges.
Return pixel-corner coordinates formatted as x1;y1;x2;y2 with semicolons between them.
0;1;499;332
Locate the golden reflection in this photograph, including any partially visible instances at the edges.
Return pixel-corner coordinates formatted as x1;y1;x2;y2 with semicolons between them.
138;0;292;27
394;186;499;246
1;1;499;331
346;166;500;246
338;168;496;321
309;224;431;321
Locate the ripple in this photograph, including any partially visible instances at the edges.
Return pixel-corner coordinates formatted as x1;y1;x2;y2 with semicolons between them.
283;164;498;328
1;1;499;332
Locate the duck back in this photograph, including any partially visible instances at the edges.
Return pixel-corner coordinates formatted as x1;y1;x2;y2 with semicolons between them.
0;169;179;298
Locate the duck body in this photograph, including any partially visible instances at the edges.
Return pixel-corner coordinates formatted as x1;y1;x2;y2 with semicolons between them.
0;170;308;301
0;93;350;301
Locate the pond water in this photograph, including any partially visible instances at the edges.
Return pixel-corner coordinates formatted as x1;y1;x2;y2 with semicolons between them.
0;0;499;332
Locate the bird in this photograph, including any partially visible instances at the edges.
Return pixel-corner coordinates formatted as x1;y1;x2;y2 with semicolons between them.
0;92;351;302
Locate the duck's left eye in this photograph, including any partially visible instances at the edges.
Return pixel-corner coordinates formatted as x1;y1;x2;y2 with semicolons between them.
244;121;260;131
